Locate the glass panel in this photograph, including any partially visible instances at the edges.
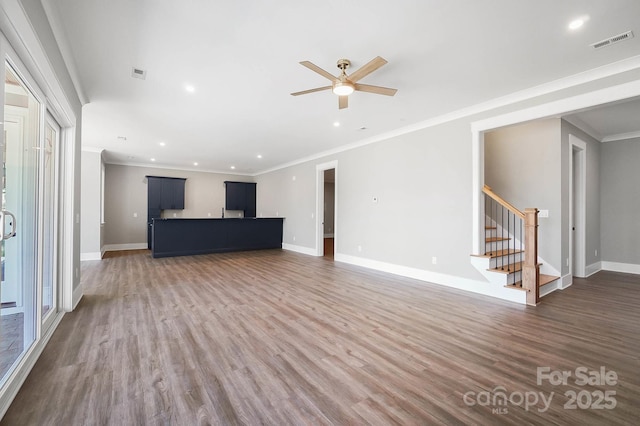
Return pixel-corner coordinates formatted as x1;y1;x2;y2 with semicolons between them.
0;64;40;384
42;118;58;321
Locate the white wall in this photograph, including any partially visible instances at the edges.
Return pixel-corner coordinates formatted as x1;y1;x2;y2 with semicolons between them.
600;137;640;265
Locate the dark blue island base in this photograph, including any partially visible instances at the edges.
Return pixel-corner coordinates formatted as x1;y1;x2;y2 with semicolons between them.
151;217;284;258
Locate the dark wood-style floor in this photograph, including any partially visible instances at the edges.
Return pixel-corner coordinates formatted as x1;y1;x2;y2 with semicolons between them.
2;249;639;425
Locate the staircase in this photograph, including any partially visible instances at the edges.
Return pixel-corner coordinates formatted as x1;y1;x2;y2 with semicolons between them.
471;185;560;306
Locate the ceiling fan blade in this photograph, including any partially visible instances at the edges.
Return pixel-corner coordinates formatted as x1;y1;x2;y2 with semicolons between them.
348;56;388;83
291;86;332;96
299;61;337;81
339;95;348;109
354;83;397;96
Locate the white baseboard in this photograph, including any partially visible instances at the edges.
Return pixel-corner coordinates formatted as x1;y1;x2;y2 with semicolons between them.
561;273;573;289
103;243;148;252
72;284;83;310
585;261;602;277
80;251;101;261
282;243;318;256
601;261;640;275
336;253;526;305
0;311;64;420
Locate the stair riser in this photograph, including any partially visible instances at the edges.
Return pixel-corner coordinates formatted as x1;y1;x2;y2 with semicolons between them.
489;253;522;269
485;241;521;253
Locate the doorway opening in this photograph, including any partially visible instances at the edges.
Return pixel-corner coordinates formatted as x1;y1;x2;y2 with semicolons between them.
569;135;587;278
323;169;336;258
315;161;337;258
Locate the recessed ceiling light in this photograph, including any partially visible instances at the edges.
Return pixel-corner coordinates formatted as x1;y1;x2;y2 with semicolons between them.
333;121;340;127
159;142;166;146
569;19;584;30
193;162;198;166
568;15;589;30
185;84;195;93
150;158;156;162
230;166;236;170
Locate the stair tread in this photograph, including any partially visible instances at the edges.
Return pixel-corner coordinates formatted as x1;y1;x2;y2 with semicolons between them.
485;226;497;230
540;274;560;287
489;261;523;274
505;282;527;291
486;236;511;242
472;249;524;258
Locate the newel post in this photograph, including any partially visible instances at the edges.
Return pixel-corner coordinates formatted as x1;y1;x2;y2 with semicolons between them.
523;208;540;306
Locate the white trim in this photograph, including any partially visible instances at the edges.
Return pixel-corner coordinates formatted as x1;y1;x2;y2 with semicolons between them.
335;253;527;305
105;159;252;177
40;0;87;105
561;274;573;289
72;284;83;309
315;161;338;257
601;130;640;143
471;79;640;255
0;311;64;420
282;243;317;256
80;252;101;261
256;55;640;177
81;146;104;153
103;243;147;252
601;261;640;275
585;261;602;277
569;135;587;278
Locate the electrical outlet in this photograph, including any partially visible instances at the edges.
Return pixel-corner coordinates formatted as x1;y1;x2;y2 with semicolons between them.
173;213;177;217
566;258;569;266
207;212;211;217
372;196;378;203
357;245;362;252
539;209;549;218
133;212;138;218
595;249;598;257
293;236;296;241
432;257;437;265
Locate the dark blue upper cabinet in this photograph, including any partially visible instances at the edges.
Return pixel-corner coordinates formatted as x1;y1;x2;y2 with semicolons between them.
147;176;186;210
225;181;256;217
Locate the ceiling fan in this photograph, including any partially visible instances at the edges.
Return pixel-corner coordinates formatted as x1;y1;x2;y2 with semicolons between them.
291;56;397;109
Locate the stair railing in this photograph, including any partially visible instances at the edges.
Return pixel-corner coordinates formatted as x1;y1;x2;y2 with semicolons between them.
483;185;539;306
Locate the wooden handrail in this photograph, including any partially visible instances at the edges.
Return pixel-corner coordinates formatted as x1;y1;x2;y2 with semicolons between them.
483;185;525;220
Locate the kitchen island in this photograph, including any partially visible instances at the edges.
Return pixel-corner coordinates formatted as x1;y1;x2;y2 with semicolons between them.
151;217;284;258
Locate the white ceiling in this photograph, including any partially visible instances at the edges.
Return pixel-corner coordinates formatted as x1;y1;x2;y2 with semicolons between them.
43;0;640;174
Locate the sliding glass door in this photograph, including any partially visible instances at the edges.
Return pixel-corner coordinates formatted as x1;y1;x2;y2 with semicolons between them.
0;61;58;386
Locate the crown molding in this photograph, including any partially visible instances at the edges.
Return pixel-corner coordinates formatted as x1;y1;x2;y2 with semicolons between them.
601;130;640;142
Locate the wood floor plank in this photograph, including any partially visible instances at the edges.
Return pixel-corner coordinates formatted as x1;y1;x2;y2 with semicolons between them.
2;249;639;425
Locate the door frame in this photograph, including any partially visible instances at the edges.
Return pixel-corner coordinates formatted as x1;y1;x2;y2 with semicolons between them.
315;161;338;256
569;135;587;278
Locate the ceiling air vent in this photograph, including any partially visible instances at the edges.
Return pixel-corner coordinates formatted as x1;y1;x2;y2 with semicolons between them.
131;67;147;80
591;31;634;49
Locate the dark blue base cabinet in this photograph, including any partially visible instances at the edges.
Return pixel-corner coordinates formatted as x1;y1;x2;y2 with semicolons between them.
151;218;284;258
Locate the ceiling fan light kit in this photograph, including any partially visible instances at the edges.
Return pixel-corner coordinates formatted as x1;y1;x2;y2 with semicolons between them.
291;56;397;109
